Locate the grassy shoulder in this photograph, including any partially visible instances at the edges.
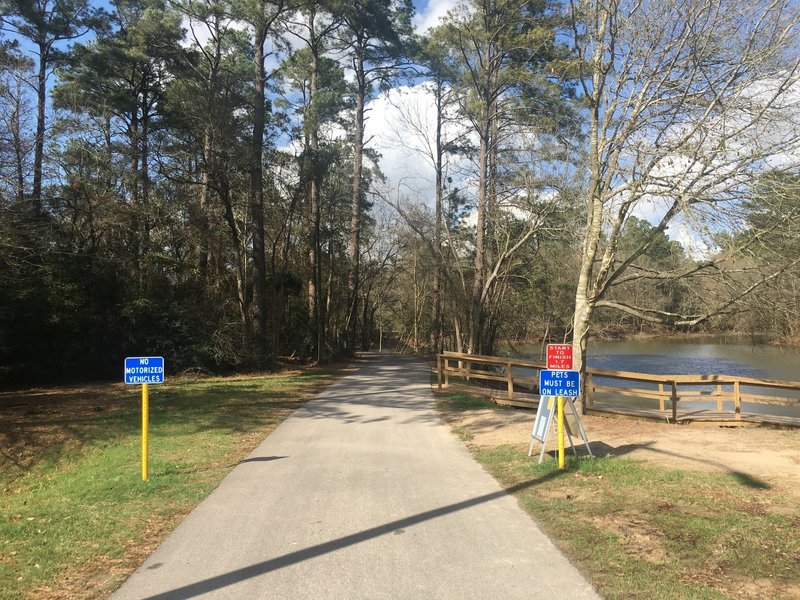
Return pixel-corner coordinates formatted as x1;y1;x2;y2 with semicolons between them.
439;391;800;600
1;366;345;599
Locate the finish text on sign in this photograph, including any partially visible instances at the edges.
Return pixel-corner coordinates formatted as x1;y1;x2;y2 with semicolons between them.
546;344;573;370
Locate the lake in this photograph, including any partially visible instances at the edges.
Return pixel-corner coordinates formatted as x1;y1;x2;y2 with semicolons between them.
508;338;800;419
510;338;800;380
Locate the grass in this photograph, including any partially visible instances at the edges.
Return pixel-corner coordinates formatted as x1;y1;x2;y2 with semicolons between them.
440;391;800;600
0;367;342;599
439;390;499;411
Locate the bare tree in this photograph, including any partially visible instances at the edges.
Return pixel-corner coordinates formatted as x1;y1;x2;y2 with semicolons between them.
0;48;33;202
432;0;574;354
2;0;102;212
569;0;800;394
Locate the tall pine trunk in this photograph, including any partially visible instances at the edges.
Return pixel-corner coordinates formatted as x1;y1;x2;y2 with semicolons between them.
348;57;365;353
32;43;47;214
250;23;269;358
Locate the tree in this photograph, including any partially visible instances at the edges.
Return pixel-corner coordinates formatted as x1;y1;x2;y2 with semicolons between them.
235;0;287;359
163;0;254;347
53;0;185;281
426;0;576;354
568;0;800;402
0;39;33;202
1;0;104;211
282;1;347;359
337;0;414;352
716;172;800;340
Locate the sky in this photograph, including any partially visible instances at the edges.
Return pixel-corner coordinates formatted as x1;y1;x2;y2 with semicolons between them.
364;0;473;207
411;0;463;33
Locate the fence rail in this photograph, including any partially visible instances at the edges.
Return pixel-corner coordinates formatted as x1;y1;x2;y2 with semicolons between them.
436;351;800;426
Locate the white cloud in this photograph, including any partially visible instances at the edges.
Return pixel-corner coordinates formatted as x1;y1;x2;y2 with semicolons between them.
365;83;471;205
413;0;465;33
365;86;434;199
666;220;715;260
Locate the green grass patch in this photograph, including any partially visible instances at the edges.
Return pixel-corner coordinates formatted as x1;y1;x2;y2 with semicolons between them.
0;368;341;599
452;407;799;599
439;390;498;411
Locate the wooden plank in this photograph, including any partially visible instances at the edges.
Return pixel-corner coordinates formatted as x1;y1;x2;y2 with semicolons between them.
681;420;755;428
592;385;664;400
442;370;506;384
738;393;800;407
678;395;735;403
492;396;539;409
442;351;545;369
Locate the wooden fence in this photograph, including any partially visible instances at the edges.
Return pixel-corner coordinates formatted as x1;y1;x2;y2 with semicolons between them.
436;351;800;427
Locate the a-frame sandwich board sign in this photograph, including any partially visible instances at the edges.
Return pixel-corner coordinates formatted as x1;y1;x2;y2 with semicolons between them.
528;396;593;464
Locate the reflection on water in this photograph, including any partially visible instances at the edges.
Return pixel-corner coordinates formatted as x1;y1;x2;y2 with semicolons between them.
587;339;800;380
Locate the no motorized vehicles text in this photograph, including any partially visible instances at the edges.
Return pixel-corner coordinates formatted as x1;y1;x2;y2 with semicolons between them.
124;356;165;385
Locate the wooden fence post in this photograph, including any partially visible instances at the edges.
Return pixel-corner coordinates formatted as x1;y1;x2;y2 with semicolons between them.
671;381;678;424
716;383;723;412
437;354;442;391
585;372;593;409
507;362;514;400
734;380;741;420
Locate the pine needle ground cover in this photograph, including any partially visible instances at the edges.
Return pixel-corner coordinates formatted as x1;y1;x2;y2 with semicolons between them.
1;367;342;599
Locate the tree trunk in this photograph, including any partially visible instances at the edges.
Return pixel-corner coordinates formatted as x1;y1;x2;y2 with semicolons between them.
572;4;608;412
250;24;269;357
197;129;212;283
307;45;322;361
11;94;25;202
470;120;490;354
32;43;47;213
432;79;444;354
220;181;249;336
348;58;366;353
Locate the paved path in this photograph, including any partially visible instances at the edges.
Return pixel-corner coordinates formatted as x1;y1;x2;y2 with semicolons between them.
112;354;600;599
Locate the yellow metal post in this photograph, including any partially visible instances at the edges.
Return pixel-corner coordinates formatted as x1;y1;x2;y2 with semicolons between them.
142;383;149;481
557;396;565;469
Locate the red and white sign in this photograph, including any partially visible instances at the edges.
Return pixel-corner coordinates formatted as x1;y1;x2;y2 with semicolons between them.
546;344;573;370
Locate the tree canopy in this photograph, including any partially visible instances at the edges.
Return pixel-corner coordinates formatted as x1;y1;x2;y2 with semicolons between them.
2;0;800;384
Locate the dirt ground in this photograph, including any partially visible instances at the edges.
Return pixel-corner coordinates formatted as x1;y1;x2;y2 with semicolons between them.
443;406;800;489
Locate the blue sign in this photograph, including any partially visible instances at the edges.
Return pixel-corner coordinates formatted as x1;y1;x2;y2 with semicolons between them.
124;356;165;385
539;370;580;397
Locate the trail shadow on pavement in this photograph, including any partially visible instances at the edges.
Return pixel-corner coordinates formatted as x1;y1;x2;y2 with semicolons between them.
141;471;568;600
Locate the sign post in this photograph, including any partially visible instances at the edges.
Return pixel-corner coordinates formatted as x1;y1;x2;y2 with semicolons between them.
538;369;580;469
124;356;165;480
142;383;149;480
558;396;565;469
546;345;574;469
